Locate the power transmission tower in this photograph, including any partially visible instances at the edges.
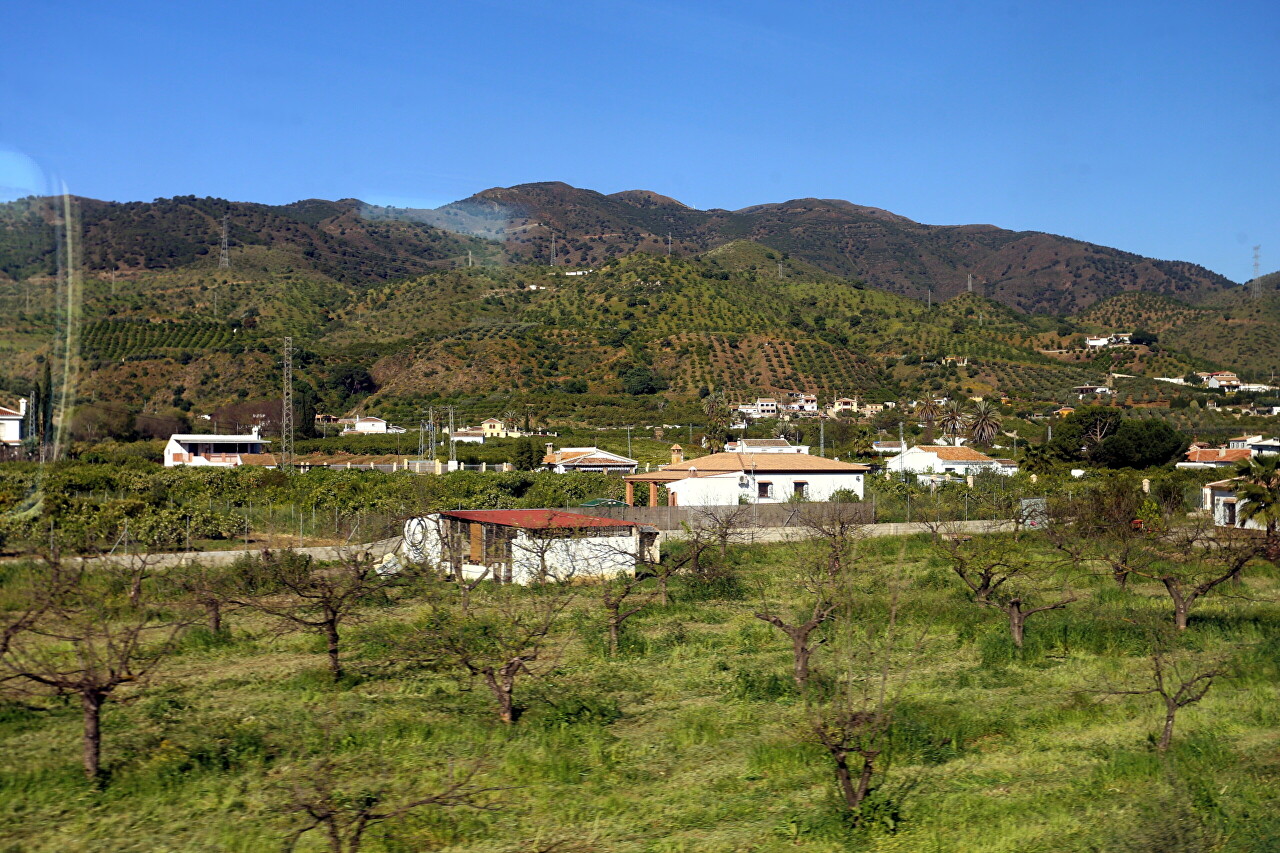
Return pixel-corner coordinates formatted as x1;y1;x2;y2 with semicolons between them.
468;248;473;268
550;232;556;267
667;232;672;256
218;214;230;269
280;337;294;469
967;273;973;293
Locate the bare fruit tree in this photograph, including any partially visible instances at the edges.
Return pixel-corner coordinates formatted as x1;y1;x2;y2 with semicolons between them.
803;565;930;819
0;559;187;784
275;754;498;852
1098;627;1230;752
226;546;404;682
402;583;576;724
1130;521;1262;631
932;527;1076;648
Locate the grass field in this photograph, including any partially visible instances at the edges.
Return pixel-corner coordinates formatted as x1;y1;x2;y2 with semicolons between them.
1;532;1278;852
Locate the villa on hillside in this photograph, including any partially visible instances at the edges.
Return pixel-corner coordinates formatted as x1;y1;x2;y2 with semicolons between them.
624;445;868;507
1176;447;1253;470
341;416;407;435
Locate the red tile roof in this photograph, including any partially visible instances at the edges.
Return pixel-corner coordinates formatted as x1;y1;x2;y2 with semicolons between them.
440;509;642;530
1184;448;1252;464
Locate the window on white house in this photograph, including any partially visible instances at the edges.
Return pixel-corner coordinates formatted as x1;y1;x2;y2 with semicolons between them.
793;481;808;499
757;481;773;499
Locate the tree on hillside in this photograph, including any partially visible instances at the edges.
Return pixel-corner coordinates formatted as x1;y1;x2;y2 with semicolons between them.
274;750;496;853
1133;524;1262;631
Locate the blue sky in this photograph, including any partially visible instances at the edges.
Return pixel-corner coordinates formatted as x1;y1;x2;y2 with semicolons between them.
2;0;1276;282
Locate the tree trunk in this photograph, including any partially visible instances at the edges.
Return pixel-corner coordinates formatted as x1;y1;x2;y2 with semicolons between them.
1159;702;1177;752
325;621;343;681
325;820;343;853
129;572;143;607
1162;579;1190;631
82;692;103;784
832;750;859;811
484;670;519;725
854;751;877;807
657;573;669;607
792;632;813;688
1007;604;1026;648
206;599;222;635
608;613;620;657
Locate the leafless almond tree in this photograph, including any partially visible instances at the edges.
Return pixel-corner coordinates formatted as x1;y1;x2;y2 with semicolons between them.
932;527;1076;647
1098;629;1230;752
275;754;499;852
226;546;404;682
0;559;187;784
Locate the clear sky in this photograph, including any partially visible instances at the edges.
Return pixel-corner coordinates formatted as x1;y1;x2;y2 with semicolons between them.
2;0;1276;282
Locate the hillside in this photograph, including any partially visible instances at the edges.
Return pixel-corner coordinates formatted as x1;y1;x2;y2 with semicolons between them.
417;182;1236;314
1079;279;1280;381
1;184;1237;318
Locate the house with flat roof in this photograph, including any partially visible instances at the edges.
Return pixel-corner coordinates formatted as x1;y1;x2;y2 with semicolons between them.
401;509;659;585
164;427;269;467
625;446;868;507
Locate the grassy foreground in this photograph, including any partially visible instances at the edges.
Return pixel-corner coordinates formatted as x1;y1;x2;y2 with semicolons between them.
1;533;1278;852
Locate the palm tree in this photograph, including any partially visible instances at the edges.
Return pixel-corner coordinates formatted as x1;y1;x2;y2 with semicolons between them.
968;400;1001;446
1233;454;1280;547
916;399;941;444
939;401;968;441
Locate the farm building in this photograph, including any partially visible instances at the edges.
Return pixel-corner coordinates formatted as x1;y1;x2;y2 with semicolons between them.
402;509;660;585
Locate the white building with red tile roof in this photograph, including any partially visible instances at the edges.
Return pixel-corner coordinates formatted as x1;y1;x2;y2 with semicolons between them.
0;399;26;445
723;438;810;454
885;445;1002;477
625;450;869;506
1176;447;1253;469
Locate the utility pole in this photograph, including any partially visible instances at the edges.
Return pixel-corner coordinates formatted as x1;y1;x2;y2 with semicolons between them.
667;232;672;256
428;405;435;457
468;248;473;268
550;232;556;267
624;426;633;460
819;419;825;457
218;214;230;269
280;337;294;469
447;406;456;463
967;273;973;293
418;418;426;459
927;287;932;309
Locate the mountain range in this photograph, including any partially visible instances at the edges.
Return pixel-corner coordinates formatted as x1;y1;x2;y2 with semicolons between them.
1;182;1241;315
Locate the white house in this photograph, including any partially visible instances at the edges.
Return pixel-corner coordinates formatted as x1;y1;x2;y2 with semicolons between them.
783;393;819;414
0;399;26;445
871;440;905;455
164;427;269;467
1202;478;1267;532
542;445;638;474
448;427;485;444
723;438;811;454
1073;385;1114;399
402;509;660;585
1086;334;1131;348
625;447;869;507
482;418;524;439
885;445;1002;478
341;416;406;435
